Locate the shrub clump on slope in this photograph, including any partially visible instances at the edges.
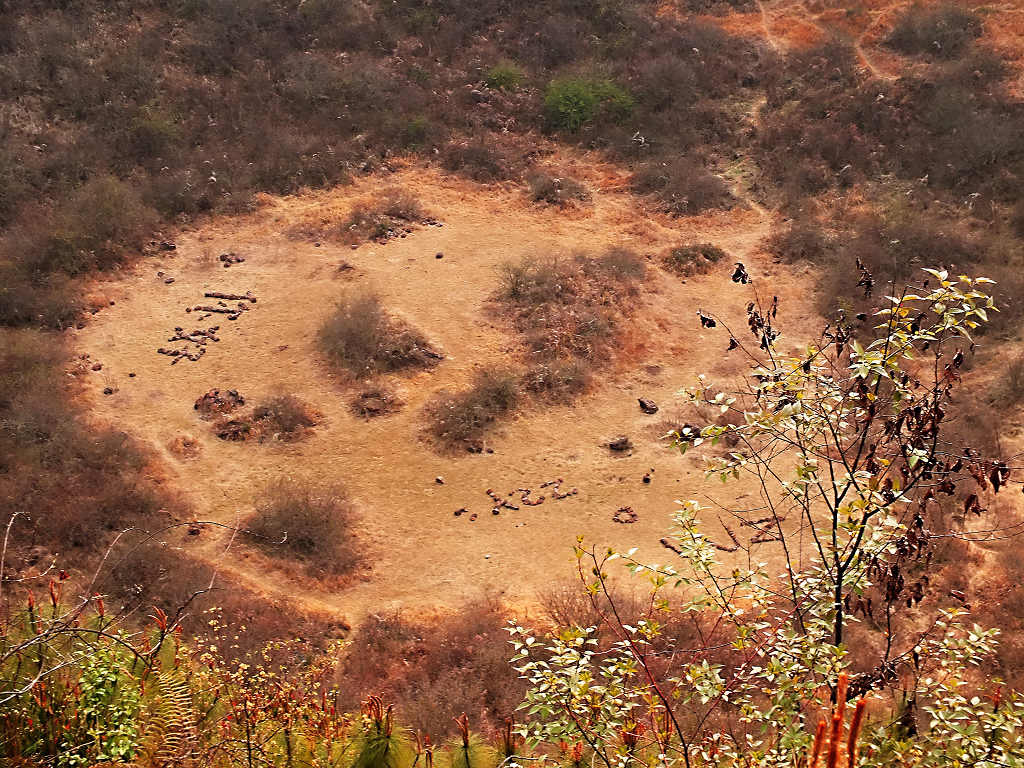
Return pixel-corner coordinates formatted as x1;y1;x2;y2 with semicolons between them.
318;291;440;378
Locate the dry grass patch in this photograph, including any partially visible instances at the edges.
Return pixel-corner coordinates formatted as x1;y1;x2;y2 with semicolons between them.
342;188;428;243
247;478;360;580
521;359;591;402
496;248;645;362
661;242;727;277
318;291;441;378
527;172;590;206
631;158;733;216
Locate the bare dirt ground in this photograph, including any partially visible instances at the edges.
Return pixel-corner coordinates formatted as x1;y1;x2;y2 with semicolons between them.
69;156;823;626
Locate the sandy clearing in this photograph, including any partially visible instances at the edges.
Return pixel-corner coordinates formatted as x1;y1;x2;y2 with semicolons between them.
71;163;822;625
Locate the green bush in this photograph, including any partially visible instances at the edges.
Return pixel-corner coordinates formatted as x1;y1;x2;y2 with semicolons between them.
485;62;525;90
543;77;633;132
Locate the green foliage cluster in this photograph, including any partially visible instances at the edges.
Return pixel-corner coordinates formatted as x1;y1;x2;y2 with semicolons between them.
485;62;526;90
543;77;634;132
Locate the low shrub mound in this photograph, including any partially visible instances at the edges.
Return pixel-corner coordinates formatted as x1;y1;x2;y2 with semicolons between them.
211;394;319;442
426;370;520;450
662;242;727;277
763;219;829;264
440;143;513;182
496;249;645;362
194;388;246;419
527;173;590;206
252;394;320;439
543;77;634;133
631;158;733;216
318;291;441;378
885;3;983;59
485;62;525;90
247;478;360;579
343;188;426;242
350;386;403;418
521;359;591;402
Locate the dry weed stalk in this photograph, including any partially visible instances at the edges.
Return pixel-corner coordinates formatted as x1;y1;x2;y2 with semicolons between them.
808;673;867;768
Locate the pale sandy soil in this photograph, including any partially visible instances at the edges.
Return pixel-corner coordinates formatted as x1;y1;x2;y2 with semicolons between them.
71;159;823;626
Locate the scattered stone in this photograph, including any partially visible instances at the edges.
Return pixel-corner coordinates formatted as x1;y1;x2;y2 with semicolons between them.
91;362;102;371
642;470;652;484
351;388;402;418
157;271;165;277
613;506;638;524
219;252;245;268
351;244;358;250
205;291;257;302
102;387;114;395
160;241;176;251
214;418;254;441
435;252;444;259
194;388;246;419
435;476;445;484
608;435;633;452
164;277;175;284
128;372;136;378
454;508;467;517
469;512;478;521
638;397;659;414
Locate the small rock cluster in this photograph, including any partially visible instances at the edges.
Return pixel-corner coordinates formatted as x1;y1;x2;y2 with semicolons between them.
158;291;258;364
454;478;579;521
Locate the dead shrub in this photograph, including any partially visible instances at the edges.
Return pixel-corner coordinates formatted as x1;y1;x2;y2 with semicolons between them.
318;291;440;378
12;177;157;276
885;3;982;59
522;359;591;402
631;158;733;216
496;250;645;362
247;478;360;580
990;354;1024;409
334;597;524;738
350;386;403;418
527;173;590;205
252;394;320;440
343;188;425;242
427;369;520;449
662;243;727;277
441;142;513;182
764;218;829;264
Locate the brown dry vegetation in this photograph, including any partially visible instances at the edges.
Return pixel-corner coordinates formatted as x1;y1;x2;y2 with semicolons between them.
1;0;1024;730
319;291;441;378
247;479;361;581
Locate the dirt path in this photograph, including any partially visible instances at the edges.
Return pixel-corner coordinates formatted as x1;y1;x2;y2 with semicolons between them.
71;160;820;625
